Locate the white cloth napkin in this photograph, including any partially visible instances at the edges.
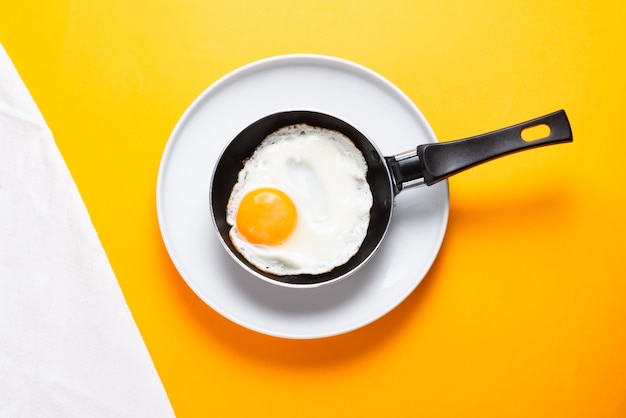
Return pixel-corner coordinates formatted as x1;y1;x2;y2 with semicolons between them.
0;44;174;417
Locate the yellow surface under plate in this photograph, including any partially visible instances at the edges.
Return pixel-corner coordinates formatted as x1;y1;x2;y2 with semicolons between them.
2;1;625;416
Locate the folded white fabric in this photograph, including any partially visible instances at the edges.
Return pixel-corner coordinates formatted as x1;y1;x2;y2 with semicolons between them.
0;44;174;417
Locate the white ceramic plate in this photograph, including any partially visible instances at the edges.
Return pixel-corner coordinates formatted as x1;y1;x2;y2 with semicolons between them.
156;55;449;339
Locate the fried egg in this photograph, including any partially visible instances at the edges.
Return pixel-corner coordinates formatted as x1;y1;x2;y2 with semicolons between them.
226;123;373;275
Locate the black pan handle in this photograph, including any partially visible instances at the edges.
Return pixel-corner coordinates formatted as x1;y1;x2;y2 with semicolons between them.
416;109;573;186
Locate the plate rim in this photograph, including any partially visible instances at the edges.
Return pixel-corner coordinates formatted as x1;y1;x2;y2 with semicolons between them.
156;53;450;339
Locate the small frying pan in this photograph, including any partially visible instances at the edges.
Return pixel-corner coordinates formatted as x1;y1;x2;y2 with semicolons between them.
210;109;572;287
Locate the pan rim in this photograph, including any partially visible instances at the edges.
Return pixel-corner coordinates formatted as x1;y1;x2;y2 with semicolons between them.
209;109;396;288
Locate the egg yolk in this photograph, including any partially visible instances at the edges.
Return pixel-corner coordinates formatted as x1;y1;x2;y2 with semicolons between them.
236;188;297;246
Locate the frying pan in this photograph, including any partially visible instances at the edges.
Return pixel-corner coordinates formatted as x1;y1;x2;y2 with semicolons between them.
210;109;572;287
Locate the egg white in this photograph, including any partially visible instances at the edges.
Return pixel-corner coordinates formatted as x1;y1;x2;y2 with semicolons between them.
226;123;373;276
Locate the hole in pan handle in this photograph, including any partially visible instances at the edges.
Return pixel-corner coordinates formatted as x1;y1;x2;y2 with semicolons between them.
415;109;573;186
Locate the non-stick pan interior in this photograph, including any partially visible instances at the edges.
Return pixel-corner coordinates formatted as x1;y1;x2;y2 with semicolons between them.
210;110;394;286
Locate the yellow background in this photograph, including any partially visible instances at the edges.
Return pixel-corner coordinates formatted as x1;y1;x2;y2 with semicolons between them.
2;1;625;416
